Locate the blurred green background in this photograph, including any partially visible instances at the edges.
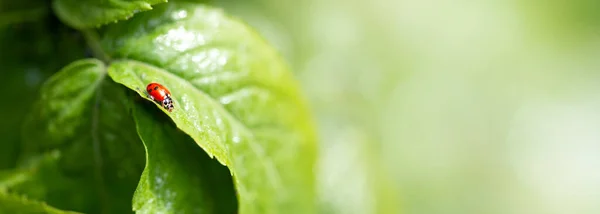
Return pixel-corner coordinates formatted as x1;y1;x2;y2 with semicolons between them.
4;0;600;213
217;0;600;213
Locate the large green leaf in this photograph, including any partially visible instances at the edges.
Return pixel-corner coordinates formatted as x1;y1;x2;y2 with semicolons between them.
102;2;317;213
52;0;167;29
19;59;145;214
131;101;237;213
0;192;81;214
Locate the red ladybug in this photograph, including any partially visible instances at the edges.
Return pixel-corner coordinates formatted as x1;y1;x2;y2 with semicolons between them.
146;82;174;112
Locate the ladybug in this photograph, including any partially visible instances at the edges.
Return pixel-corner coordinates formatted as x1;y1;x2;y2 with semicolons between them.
145;82;174;112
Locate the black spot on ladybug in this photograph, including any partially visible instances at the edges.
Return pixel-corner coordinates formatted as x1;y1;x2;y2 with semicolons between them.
154;86;159;90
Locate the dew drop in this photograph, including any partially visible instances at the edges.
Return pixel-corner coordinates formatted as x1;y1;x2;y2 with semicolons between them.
232;136;241;144
172;10;188;20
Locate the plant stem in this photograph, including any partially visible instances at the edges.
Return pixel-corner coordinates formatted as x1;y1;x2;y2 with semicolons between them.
82;29;110;63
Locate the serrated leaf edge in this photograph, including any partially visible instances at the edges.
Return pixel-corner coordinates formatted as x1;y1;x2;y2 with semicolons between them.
52;0;169;29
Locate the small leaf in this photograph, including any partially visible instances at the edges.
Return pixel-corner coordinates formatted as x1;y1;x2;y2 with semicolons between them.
103;2;317;213
52;0;167;29
131;101;237;214
20;59;145;213
0;192;82;214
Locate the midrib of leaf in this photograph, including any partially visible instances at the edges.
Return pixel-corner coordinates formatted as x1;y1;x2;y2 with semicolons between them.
55;57;111;213
79;29;132;214
90;75;109;214
56;61;112;214
79;31;120;214
112;59;284;191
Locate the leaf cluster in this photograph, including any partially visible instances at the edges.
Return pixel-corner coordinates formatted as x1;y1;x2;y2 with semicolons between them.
0;0;316;213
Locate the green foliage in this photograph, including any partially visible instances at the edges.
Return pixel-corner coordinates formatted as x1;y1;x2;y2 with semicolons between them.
0;14;85;169
0;0;49;26
53;0;166;29
19;59;145;213
0;192;82;214
132;104;237;214
0;0;316;213
0;152;82;214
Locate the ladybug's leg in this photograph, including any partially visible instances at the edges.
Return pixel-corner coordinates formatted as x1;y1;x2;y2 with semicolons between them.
137;87;154;101
135;87;143;94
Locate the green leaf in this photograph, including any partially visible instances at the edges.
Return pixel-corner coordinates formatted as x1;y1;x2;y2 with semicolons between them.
52;0;167;29
102;2;317;213
20;59;145;213
131;101;237;214
0;192;82;214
